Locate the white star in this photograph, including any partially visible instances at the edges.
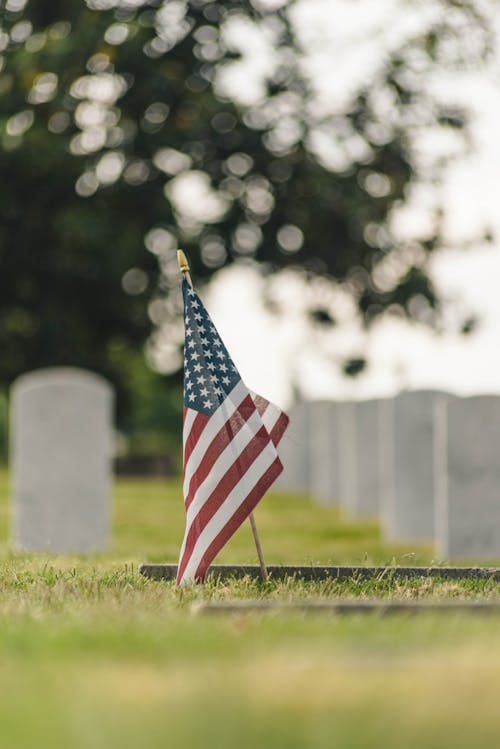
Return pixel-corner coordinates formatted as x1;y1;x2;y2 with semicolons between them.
185;327;193;337
203;349;213;359
200;337;209;346
186;381;193;390
214;387;223;397
207;362;216;371
216;350;225;359
200;387;209;397
214;339;222;347
188;340;195;349
191;351;199;361
188;392;195;401
193;363;202;373
219;363;228;372
185;367;190;377
191;299;199;308
194;312;203;322
197;375;206;385
222;376;230;386
187;287;196;297
203;399;212;409
210;374;218;383
198;326;206;334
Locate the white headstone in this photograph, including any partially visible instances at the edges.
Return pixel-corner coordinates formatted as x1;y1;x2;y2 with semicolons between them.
275;400;310;495
308;401;340;506
11;368;113;552
352;399;385;518
435;395;500;560
337;402;357;514
381;390;452;542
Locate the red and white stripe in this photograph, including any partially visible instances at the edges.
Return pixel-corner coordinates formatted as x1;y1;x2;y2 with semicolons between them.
176;380;289;585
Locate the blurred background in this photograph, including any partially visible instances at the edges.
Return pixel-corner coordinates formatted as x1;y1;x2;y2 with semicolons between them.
0;0;498;471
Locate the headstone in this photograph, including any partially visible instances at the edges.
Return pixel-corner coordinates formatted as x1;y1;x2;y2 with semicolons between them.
275;400;310;495
337;401;357;514
351;399;385;518
11;368;113;552
308;401;340;506
381;390;452;542
435;395;500;560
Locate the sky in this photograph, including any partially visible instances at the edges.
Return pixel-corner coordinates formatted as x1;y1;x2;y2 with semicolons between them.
171;0;500;410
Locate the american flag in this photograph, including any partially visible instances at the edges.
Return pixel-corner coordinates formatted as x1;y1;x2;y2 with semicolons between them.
176;279;289;585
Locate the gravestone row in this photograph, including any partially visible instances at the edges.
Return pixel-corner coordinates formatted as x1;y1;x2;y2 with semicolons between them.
5;367;500;561
279;392;500;561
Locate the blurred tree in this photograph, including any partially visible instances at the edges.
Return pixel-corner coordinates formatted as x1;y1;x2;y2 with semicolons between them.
0;0;492;423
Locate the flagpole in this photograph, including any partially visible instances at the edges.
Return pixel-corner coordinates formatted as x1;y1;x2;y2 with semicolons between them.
248;512;268;582
177;250;269;582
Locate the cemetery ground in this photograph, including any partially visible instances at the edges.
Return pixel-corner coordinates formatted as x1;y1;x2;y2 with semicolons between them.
0;474;499;747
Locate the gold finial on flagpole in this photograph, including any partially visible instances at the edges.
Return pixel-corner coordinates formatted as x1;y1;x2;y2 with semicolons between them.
177;249;193;286
177;249;190;273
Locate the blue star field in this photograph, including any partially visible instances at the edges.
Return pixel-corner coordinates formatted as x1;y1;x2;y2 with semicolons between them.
182;279;241;415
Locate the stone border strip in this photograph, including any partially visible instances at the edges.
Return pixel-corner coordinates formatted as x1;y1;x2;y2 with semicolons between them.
139;563;500;583
192;599;500;615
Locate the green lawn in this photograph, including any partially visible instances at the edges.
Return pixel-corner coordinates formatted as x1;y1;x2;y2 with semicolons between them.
0;473;499;748
112;475;435;566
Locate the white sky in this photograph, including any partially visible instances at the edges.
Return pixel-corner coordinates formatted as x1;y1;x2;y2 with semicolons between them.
174;0;500;410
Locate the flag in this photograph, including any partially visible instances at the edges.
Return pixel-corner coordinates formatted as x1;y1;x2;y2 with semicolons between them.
176;279;289;585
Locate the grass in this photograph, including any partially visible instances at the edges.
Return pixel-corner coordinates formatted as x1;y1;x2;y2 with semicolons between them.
0;472;499;748
113;476;435;565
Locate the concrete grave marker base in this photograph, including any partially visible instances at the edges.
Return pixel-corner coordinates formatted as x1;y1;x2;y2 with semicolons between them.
139;563;500;583
193;599;500;615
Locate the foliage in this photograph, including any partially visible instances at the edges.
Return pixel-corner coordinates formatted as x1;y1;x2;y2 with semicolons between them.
0;0;492;418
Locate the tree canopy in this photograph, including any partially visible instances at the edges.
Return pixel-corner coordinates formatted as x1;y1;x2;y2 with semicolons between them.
0;0;491;422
